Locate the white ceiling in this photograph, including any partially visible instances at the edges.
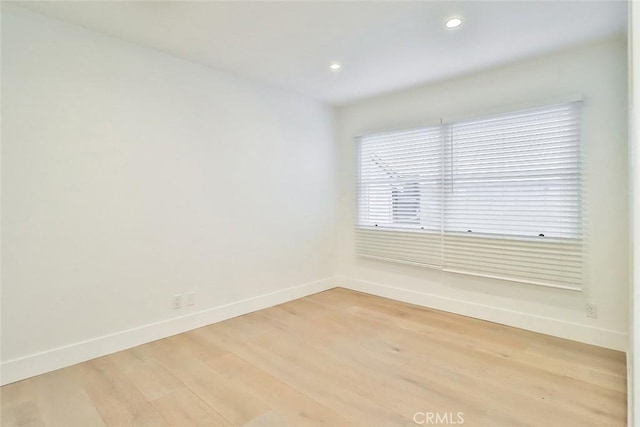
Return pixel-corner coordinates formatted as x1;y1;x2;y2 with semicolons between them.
12;1;627;105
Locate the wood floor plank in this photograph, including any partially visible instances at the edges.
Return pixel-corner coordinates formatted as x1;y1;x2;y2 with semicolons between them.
31;368;106;427
1;378;37;411
207;352;353;426
166;330;227;362
0;288;627;426
241;411;288;427
151;387;232;426
0;400;44;427
141;340;270;425
107;347;183;401
68;356;160;426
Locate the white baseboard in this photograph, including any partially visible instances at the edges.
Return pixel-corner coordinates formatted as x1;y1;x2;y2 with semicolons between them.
0;277;338;386
338;276;627;351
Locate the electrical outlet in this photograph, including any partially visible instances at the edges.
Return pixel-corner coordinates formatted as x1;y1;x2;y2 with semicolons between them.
586;303;598;318
187;292;195;307
172;294;182;310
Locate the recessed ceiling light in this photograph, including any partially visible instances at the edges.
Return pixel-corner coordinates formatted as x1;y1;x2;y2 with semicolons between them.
445;17;462;29
330;63;341;71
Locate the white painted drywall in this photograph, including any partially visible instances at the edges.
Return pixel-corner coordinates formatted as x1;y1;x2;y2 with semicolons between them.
1;5;336;371
336;37;629;350
629;0;639;424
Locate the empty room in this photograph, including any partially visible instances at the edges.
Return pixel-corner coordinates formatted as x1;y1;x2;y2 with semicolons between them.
1;1;639;426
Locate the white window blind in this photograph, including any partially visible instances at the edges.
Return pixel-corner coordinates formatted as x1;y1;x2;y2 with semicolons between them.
356;127;442;267
356;101;584;290
442;103;583;289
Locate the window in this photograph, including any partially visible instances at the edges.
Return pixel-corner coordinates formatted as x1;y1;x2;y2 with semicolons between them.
358;127;442;231
356;101;583;289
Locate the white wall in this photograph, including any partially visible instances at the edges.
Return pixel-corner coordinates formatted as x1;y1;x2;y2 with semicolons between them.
629;0;639;424
1;5;336;383
336;37;629;350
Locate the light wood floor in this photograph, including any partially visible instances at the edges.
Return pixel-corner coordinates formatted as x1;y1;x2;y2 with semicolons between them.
1;288;627;426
